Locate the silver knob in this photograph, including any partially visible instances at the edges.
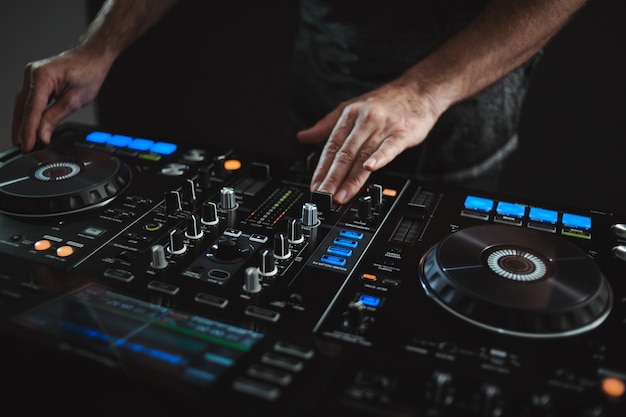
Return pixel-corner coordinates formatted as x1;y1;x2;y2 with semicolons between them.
219;186;238;210
150;244;168;269
301;202;320;228
243;266;262;294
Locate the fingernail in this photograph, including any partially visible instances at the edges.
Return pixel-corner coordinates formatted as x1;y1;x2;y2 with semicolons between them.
335;189;347;203
364;157;376;170
311;182;320;191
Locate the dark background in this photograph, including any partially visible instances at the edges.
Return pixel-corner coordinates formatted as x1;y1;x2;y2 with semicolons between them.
1;1;624;213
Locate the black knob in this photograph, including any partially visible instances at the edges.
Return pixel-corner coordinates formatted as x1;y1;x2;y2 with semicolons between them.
167;229;187;255
287;218;304;244
164;190;182;214
201;201;219;225
197;165;212;189
342;300;366;329
214;155;226;178
357;195;373;219
273;232;290;260
211;237;249;260
259;248;278;276
182;178;197;203
367;183;383;206
185;213;203;239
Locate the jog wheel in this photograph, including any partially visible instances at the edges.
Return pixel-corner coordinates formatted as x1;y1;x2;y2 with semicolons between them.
419;224;612;338
0;147;131;217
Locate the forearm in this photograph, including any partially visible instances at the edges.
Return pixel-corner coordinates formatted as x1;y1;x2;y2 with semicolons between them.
402;0;588;116
74;0;180;63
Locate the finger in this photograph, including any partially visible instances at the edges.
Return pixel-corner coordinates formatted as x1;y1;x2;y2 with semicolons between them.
309;111;359;193
20;70;56;152
331;157;374;204
363;135;404;171
38;90;84;145
315;107;381;197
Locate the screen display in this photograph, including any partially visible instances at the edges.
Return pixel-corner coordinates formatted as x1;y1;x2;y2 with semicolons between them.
13;284;264;387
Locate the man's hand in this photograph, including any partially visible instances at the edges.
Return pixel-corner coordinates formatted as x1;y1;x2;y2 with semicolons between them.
12;49;111;152
297;81;438;204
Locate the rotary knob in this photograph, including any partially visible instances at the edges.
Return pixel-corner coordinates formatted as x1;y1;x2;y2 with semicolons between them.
185;213;203;239
243;266;262;294
259;248;278;276
219;187;238;210
201;200;219;225
273;232;291;260
301;202;320;228
150;244;168;269
367;183;383;206
164;190;182;214
357;195;373;219
167;229;187;255
287;217;304;244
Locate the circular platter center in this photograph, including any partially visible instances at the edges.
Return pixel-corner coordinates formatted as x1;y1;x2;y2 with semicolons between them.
0;147;132;217
419;224;612;338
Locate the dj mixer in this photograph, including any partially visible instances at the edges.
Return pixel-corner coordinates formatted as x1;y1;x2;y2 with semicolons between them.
0;123;624;416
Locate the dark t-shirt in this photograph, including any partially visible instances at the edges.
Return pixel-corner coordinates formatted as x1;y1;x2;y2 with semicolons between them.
289;0;542;185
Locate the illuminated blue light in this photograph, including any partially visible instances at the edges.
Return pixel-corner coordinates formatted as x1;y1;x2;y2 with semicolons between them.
464;195;494;212
107;134;133;147
150;142;177;155
128;138;155;151
529;207;558;224
496;201;526;218
86;131;111;143
562;213;591;229
358;294;381;308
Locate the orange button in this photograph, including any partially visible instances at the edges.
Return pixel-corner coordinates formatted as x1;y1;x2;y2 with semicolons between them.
224;159;242;171
602;377;625;398
361;273;377;281
34;240;51;251
56;245;75;257
382;188;397;197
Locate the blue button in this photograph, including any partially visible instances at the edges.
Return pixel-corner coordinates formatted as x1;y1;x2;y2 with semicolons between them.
358;294;381;308
464;195;494;212
339;229;364;240
333;237;359;248
150;142;177;155
128;138;155;151
86;131;111;144
321;254;347;267
496;201;526;218
107;134;133;147
328;246;353;257
562;213;591;229
529;207;558;224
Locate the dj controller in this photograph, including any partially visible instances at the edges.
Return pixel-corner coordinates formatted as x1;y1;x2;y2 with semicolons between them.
0;123;625;416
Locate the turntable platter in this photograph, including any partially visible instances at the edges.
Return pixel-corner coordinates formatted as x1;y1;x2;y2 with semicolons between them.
0;147;131;217
419;224;612;338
